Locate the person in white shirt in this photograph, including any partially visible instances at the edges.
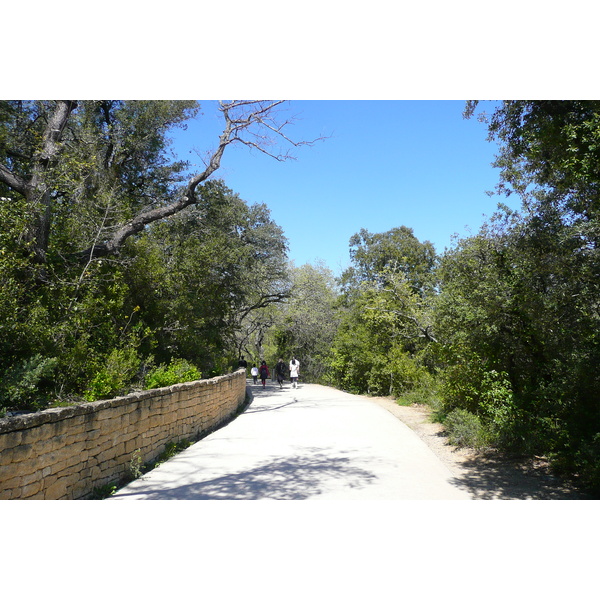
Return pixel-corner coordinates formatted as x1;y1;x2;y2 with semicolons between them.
289;357;300;388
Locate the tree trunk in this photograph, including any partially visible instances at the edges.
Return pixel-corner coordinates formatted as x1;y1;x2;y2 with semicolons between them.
26;101;78;263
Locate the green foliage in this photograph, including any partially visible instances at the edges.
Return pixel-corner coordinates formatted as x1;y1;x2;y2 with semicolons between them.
0;354;59;411
326;227;438;397
0;102;290;407
341;226;437;295
127;180;290;374
128;449;144;480
153;440;193;468
88;483;118;499
570;434;600;495
395;374;442;410
144;358;201;390
443;408;487;449
264;261;339;382
433;101;600;490
365;346;431;397
83;345;141;402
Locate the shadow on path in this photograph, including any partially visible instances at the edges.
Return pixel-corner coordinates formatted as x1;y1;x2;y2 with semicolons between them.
113;448;378;500
448;449;588;500
247;383;301;396
245;400;299;413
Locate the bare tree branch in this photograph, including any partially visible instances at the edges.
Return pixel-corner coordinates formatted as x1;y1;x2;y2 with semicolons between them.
238;292;290;322
77;100;325;261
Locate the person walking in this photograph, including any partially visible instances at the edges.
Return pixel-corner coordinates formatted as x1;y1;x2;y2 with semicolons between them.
238;356;248;377
258;360;270;388
250;364;259;385
275;358;286;389
289;356;300;388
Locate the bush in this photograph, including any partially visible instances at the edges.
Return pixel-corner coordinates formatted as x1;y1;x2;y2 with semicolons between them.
396;372;441;407
444;408;487;449
0;354;59;412
144;358;202;389
365;348;430;397
571;433;600;496
84;346;140;402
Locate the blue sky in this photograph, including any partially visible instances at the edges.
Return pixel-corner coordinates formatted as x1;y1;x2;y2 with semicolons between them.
170;100;517;275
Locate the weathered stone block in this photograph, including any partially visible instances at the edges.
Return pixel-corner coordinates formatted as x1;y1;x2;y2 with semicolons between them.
0;430;22;451
11;443;35;463
0;447;14;466
21;480;43;498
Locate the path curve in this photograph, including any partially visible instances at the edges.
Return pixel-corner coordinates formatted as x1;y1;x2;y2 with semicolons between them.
109;382;472;500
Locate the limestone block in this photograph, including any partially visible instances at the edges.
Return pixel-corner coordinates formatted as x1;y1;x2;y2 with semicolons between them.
124;439;142;454
21;480;43;498
43;444;79;469
103;441;125;462
0;447;14;466
0;488;16;500
0;473;23;494
0;430;22;451
44;472;79;499
11;443;34;463
30;436;60;457
0;461;27;482
64;449;89;470
148;414;164;429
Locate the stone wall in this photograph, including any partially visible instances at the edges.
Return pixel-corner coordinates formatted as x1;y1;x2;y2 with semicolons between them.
0;370;248;500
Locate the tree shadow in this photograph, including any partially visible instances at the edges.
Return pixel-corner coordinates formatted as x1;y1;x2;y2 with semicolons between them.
247;383;300;396
447;449;589;500
112;448;379;500
245;400;299;413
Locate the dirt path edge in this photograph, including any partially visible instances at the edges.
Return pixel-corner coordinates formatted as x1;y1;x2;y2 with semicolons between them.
366;395;589;500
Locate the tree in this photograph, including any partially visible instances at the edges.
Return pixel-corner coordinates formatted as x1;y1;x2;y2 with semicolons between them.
266;261;340;381
340;226;437;296
0;100;315;409
0;100;320;265
329;227;438;396
451;101;600;490
127;180;290;374
466;100;600;210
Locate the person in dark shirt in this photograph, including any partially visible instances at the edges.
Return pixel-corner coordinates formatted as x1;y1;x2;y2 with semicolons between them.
258;361;269;388
275;358;287;389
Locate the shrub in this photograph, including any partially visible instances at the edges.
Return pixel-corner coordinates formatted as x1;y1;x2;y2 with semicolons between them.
396;374;443;411
144;358;202;389
366;348;430;397
444;408;487;449
84;346;140;402
0;354;59;412
571;433;600;496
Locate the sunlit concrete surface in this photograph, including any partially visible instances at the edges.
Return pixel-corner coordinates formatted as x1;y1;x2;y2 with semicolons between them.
109;382;472;500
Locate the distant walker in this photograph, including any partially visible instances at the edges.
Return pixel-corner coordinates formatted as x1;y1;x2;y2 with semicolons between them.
289;357;300;388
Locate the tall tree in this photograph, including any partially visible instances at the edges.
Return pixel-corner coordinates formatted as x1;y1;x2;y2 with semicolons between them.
128;180;290;373
0;100;319;264
330;227;437;396
0;100;314;409
449;101;600;490
340;226;437;296
267;260;340;381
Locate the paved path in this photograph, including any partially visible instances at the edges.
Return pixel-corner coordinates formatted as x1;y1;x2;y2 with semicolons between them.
110;382;472;500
